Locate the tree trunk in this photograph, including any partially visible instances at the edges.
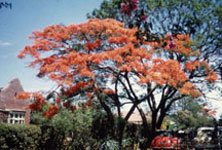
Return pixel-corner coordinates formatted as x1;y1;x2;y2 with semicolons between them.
137;106;152;150
156;109;166;129
95;90;115;139
151;111;157;136
139;110;158;149
117;118;126;148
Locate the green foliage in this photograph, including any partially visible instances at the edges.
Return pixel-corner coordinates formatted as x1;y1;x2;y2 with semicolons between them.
30;107;117;149
169;109;215;130
122;123;143;148
91;110;114;140
68;108;99;149
0;123;41;150
0;120;73;150
30;109;74;149
167;95;217;130
177;110;197;128
100;139;120;150
3;107;142;150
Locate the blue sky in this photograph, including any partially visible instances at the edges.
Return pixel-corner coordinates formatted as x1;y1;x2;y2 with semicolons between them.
0;0;103;91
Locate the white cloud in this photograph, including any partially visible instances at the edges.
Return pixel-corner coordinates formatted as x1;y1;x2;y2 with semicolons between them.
0;40;12;46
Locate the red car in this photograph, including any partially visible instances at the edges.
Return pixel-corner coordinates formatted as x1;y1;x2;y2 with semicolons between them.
151;136;181;150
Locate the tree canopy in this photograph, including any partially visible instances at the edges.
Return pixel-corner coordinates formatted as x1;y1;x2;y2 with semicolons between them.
88;0;222;83
17;18;218;146
86;0;221;144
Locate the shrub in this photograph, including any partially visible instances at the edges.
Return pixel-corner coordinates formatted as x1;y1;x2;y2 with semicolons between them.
0;123;41;150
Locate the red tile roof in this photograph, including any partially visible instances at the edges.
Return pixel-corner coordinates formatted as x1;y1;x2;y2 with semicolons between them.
0;78;30;111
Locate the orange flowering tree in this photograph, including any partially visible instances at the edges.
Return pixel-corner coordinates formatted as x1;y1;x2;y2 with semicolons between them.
17;18;217;142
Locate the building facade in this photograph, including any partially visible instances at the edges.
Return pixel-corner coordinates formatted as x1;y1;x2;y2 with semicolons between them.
120;111;151;124
0;78;30;124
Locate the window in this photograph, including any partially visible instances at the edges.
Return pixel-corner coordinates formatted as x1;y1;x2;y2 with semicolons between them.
7;112;25;124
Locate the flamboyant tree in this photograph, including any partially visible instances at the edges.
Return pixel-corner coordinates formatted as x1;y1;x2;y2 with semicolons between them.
88;0;222;61
88;0;222;96
87;1;222;146
17;18;217;146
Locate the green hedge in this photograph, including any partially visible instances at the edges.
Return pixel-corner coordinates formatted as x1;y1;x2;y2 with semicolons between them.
0;123;41;150
0;123;69;150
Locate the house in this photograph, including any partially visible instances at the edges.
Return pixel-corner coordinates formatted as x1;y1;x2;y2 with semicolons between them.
120;110;151;124
0;78;30;124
